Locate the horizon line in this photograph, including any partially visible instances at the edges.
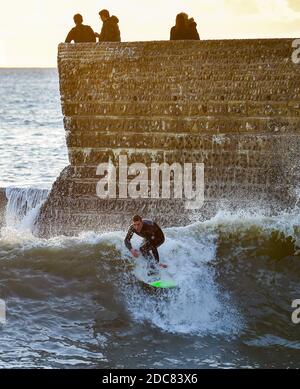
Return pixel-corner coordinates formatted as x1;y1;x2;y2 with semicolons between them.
0;66;57;69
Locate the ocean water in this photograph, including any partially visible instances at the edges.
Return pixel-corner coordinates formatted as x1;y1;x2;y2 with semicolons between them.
0;69;300;369
0;68;68;188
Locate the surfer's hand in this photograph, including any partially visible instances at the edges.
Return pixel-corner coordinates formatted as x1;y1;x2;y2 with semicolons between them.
131;249;139;258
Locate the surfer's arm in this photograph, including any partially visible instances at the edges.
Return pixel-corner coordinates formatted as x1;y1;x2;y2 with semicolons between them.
124;225;135;251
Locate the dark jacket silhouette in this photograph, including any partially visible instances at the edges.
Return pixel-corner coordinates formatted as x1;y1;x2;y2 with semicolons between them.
170;13;187;40
170;13;200;41
186;18;200;40
170;25;184;40
99;15;121;42
65;24;96;43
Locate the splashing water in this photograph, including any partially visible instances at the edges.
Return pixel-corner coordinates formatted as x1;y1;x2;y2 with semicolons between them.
1;187;300;367
121;226;242;335
4;187;48;230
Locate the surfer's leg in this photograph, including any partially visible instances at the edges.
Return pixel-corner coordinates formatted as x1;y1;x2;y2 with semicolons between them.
150;236;164;263
151;246;159;263
140;241;159;276
140;240;153;261
140;241;159;263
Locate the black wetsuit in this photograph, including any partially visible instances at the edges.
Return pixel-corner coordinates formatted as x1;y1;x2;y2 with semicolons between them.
124;220;165;263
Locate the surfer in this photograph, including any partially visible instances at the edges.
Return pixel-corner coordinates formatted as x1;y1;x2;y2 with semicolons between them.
124;215;167;269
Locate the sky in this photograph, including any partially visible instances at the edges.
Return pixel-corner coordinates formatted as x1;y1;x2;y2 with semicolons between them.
0;0;300;67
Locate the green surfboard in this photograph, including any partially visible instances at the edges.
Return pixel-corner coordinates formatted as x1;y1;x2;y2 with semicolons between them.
133;261;177;289
148;279;177;289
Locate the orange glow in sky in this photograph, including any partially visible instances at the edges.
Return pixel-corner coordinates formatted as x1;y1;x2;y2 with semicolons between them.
0;0;299;67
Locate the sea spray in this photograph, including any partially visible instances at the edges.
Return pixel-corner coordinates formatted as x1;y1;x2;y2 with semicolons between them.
5;187;48;232
0;205;300;367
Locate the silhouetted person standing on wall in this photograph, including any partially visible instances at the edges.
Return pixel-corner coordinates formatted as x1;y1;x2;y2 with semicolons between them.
170;13;200;40
95;9;121;42
65;14;96;43
186;17;200;40
170;13;188;40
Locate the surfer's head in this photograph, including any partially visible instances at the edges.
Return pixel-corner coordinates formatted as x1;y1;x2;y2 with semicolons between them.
132;215;143;233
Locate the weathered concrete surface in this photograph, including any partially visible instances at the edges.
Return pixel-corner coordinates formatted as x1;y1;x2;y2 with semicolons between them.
36;39;300;237
0;188;7;229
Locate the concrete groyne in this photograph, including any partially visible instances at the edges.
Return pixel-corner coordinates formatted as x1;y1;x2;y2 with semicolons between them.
36;39;300;236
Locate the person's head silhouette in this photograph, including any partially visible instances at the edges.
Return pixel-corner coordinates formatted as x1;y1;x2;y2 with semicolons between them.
99;9;110;22
73;14;83;26
175;12;188;28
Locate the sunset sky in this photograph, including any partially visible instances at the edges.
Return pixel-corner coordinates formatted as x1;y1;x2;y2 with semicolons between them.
0;0;300;67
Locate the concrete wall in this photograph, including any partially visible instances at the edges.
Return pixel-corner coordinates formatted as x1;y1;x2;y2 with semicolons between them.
36;39;300;237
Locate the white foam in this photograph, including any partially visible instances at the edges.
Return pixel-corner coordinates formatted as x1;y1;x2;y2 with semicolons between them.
2;189;300;335
0;299;6;324
122;226;242;335
5;187;48;231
